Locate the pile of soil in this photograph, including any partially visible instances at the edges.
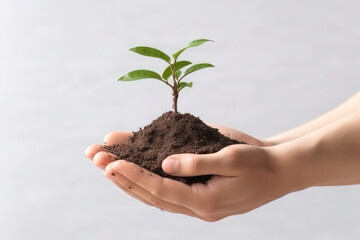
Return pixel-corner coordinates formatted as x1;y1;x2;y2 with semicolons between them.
102;112;244;185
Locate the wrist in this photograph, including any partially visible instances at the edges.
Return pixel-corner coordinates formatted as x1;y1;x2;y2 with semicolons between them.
274;112;360;189
268;139;318;195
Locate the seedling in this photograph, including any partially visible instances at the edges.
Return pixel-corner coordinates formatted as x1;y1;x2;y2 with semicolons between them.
118;39;214;113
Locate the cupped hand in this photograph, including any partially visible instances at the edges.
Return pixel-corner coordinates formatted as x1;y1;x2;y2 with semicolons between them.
102;144;287;221
85;127;282;221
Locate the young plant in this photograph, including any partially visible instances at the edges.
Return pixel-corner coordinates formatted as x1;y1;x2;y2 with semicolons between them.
118;39;214;113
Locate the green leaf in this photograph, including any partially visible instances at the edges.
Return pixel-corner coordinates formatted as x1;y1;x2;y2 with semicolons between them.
172;39;214;60
118;70;163;81
130;46;171;63
175;70;181;80
178;81;193;91
183;63;214;77
162;61;192;81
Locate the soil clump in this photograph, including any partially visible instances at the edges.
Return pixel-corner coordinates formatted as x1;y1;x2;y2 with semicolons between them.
103;112;244;185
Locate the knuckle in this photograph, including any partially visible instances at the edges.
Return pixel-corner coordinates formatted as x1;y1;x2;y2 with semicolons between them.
225;146;240;159
149;177;165;198
223;146;242;168
151;185;164;199
187;154;199;175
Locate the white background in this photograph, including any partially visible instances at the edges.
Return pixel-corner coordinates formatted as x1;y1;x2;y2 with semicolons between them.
1;0;360;239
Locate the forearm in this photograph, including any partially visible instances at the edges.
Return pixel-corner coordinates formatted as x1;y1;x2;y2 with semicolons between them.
267;91;360;144
273;110;360;193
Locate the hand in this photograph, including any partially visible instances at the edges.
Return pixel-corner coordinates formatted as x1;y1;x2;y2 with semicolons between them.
106;144;288;221
85;130;287;222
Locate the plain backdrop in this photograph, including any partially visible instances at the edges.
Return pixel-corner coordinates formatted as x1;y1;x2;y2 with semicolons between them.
1;0;360;239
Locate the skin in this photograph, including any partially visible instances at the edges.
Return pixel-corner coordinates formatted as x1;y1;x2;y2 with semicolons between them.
85;91;360;222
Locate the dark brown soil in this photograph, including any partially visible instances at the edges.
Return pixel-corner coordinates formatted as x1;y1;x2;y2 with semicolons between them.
102;112;244;185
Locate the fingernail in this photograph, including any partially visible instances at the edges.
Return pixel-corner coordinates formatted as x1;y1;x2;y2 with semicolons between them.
162;157;178;174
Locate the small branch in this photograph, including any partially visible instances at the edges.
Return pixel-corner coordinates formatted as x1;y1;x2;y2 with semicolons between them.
160;79;173;88
178;74;187;83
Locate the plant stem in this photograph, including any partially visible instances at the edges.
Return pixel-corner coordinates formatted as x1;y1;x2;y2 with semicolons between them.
172;85;179;113
171;59;178;113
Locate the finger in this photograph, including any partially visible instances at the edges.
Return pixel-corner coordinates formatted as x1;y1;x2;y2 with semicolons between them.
104;169;153;207
162;146;246;176
104;132;132;146
208;124;262;146
108;160;198;211
85;144;103;160
93;151;117;170
207;124;237;139
105;162;198;217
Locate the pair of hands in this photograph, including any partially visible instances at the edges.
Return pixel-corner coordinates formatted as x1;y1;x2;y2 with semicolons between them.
85;126;288;222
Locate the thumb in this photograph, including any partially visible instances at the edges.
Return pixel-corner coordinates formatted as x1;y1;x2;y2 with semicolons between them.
162;150;237;177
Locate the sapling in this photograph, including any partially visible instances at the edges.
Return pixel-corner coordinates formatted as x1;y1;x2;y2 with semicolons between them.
118;39;214;113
